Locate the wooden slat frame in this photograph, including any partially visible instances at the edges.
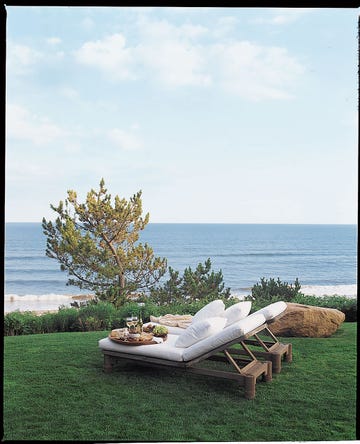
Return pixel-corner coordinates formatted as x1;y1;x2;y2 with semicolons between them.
241;326;292;374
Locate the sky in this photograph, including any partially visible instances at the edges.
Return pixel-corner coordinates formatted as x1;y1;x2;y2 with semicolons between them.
5;6;358;224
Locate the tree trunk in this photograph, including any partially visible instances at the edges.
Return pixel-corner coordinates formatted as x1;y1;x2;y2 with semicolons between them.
119;273;126;297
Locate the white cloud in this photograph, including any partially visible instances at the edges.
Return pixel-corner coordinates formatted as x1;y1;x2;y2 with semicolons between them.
251;8;314;25
46;37;62;45
135;17;211;86
6;104;68;146
107;127;143;151
60;86;80;100
74;33;135;81
137;17;208;41
81;16;95;31
212;41;305;100
74;17;304;99
74;22;210;87
7;41;43;75
136;40;211;87
213;16;239;38
7;38;65;77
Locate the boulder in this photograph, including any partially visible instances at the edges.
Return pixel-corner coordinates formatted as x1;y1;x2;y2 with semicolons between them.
269;302;345;337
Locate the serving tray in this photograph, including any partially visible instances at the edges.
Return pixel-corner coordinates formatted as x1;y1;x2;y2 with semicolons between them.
109;333;167;346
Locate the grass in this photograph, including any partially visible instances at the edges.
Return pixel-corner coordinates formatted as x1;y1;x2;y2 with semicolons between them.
3;323;357;441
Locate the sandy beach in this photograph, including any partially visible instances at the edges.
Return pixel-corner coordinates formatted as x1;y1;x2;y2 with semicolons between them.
4;284;357;315
4;293;95;315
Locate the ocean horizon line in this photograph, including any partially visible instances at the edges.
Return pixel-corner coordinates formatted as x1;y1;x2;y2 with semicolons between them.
5;221;358;226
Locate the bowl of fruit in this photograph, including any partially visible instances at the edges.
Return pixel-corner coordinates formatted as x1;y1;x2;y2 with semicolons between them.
152;325;168;338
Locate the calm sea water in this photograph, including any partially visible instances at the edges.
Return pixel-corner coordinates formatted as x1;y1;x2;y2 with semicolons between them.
4;223;357;312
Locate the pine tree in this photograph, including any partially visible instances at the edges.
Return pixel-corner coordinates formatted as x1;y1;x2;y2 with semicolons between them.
42;179;167;306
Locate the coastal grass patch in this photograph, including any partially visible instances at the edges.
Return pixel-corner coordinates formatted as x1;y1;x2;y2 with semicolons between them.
3;323;357;441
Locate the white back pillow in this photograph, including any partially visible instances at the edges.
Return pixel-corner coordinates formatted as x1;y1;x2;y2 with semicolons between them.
224;301;252;327
191;299;225;324
175;316;227;348
256;301;287;321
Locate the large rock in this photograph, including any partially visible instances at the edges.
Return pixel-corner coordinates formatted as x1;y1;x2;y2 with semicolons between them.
269;302;345;337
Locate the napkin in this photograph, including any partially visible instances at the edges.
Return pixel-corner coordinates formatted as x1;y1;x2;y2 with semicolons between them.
152;336;164;344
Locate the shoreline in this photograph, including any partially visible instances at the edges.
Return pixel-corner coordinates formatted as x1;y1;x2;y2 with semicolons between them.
4;293;95;315
3;284;357;316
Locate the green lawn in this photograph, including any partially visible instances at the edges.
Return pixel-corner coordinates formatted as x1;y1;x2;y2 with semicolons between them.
3;323;357;441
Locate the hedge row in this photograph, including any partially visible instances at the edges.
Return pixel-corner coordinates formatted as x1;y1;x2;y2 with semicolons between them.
3;300;213;336
4;295;357;336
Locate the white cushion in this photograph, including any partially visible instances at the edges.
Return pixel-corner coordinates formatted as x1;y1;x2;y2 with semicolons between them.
255;301;287;321
191;299;225;324
183;312;266;361
224;301;252;327
99;313;267;363
175;317;227;348
99;334;185;361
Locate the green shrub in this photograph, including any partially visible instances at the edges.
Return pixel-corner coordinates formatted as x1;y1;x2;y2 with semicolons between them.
249;277;301;302
83;316;102;331
149;258;231;305
52;307;80;332
39;312;59;333
3;311;47;336
75;301;118;330
4;311;34;336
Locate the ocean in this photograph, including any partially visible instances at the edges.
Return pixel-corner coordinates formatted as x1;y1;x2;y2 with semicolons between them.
4;223;357;313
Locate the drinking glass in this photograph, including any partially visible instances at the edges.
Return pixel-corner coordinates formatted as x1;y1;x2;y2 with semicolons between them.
125;317;133;329
132;315;139;333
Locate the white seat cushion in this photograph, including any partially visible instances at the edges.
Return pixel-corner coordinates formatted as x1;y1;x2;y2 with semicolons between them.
224;301;252;327
98;334;185;361
175;317;227;348
191;299;225;324
183;312;266;362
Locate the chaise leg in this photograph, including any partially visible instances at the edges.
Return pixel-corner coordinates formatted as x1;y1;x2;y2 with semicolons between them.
244;374;256;400
271;353;282;374
285;343;293;363
264;361;272;382
104;354;113;373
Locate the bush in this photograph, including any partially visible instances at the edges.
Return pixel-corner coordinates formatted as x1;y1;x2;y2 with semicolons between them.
55;307;82;332
4;311;42;336
75;301;118;330
149;258;231;305
249;277;301;302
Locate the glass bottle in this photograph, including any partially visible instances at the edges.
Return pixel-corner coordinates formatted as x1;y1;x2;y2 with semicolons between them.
137;311;143;333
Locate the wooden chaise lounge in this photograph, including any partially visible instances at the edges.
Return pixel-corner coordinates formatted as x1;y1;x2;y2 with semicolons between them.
99;305;291;400
145;301;293;374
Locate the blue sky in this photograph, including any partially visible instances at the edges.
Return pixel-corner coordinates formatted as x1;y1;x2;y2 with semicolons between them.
5;6;358;223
